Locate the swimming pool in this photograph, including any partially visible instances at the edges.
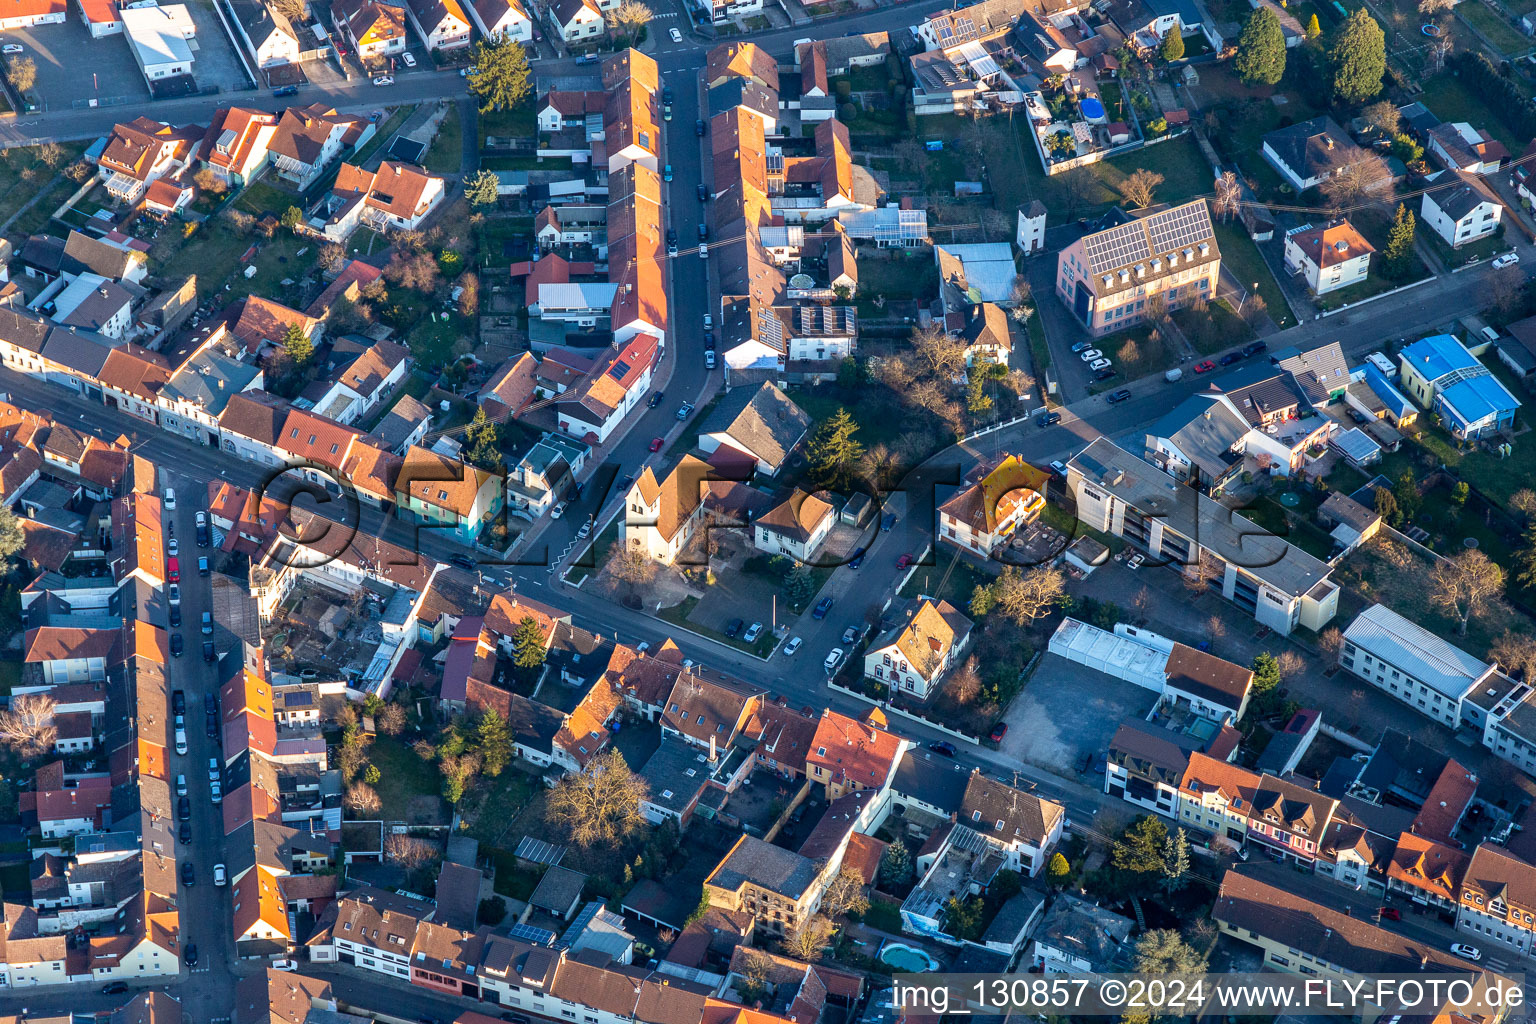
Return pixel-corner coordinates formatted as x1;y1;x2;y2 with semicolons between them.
879;942;940;972
1080;97;1106;120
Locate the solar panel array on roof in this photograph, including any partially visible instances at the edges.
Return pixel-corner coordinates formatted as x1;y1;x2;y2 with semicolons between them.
284;692;314;707
514;836;566;866
609;359;631;380
1082;201;1214;276
1145;202;1214;255
509;921;558;945
1083;221;1151;276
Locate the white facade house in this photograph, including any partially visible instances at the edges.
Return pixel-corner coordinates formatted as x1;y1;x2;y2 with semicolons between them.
752;490;834;563
864;598;973;700
1017;200;1047;255
1340;603;1499;728
467;0;531;39
1282;220;1374;296
403;0;472;50
1422;184;1502;248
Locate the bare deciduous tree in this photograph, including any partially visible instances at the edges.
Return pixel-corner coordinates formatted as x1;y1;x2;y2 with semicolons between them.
608;545;660;603
1205;614;1226;640
1418;0;1454;14
376;703;407;735
1359;100;1401;137
1430;550;1505;636
1512;488;1536;523
7;57;36;94
1318;626;1344;667
385;833;440;868
611;0;653;32
546;749;648;847
974;566;1066;624
819;869;870;919
0;693;55;759
1275;649;1305;681
947;655;983;705
345;784;382;817
1320;152;1391;212
1120;168;1165;209
1492;631;1536;681
781;915;836;962
1212;171;1241;222
1183;551;1224;596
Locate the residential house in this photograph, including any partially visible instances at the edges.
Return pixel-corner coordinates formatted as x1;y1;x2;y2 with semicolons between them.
269;105;370;191
1422;184;1502;249
1262;117;1367;192
805;708;908;803
1142;392;1250;495
546;0;601;42
0;0;65;29
227;0;301;67
1283;220;1374;296
864;598;974;700
403;0;470;50
536;90;605;133
97;117;199;204
1398;333;1519;439
556;333;658;444
660;673;762;752
506;434;587;519
120;3;198;85
694;383;811;477
1274;341;1351;407
323;161;446;239
330;0;406;60
1030;893;1133;973
938;453;1047;557
1457;844;1536;955
1106;719;1199;818
466;0;530;39
393;446;504;544
703;835;830;936
1054;201;1220;337
1065;437;1339;634
958;770;1065;876
1341;603;1501;729
752;489;834;563
1427;122;1507;174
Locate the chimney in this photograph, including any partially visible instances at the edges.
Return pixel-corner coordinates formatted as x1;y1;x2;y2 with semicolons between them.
1324;135;1334;150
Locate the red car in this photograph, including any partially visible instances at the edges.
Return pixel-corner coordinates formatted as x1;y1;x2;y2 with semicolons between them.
895;554;913;568
989;722;1008;743
167;557;180;582
649;437;664;452
1194;360;1217;374
1379;907;1400;921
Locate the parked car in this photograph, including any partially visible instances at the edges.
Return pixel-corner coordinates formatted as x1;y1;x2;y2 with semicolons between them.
705;351;716;369
184;944;198;966
200;611;213;635
195;511;209;547
928;740;957;757
648;391;665;408
167;557;179;582
198;556;209;576
1194;360;1216;374
1049;460;1068;477
663;103;672;121
177;773;187;797
1348;408;1369;424
881;512;897;532
181;861;195;886
848;546;866;569
1071;340;1093;353
102;981;129;995
372;75;394;86
577;521;592;540
724;618;744;638
742;621;763;642
1093;368;1116;381
401;51;416;67
272;83;299;97
1450;943;1482;961
1219;351;1243;366
895;553;913;568
1242;341;1268;357
1088;358;1112;372
812;596;834;619
989;722;1008;743
169;582;181;604
169;536;179;557
551;501;567;519
170;633;184;657
450;554;475;571
841;626;860;645
209;757;220;781
1494;253;1521;269
695;118;705;136
698;243;708;259
662;163;673;181
649;437;664;452
676;402;693;420
669;26;683;41
782;636;802;655
1037;411;1061;427
1079;349;1103;363
704;332;715;350
698;183;708;201
1106;388;1132;403
823;648;844;673
178;797;191;821
214;864;227;886
1379;907;1400;921
173;690;186;715
1127;552;1145;570
170;604;181;630
178;821;191;844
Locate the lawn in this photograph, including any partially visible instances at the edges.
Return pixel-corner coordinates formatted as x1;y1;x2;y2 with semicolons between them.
1213;221;1293;326
1096;135;1214;207
1422;72;1524;150
1242;496;1338;559
487;847;543;900
363;734;448;824
1457;0;1531;56
478;101;536;150
0;660;17;696
855;251;940;315
793;387;910;450
1420;222;1510;270
7;173;82;237
463;770;536;847
236;181;298;218
226;231;323;305
0;142;87;234
899;550;991;610
1175;297;1256;356
425;105;464;175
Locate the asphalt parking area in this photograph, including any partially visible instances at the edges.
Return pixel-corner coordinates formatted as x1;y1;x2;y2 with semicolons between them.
1;18;148;108
999;652;1157;771
184;2;251;92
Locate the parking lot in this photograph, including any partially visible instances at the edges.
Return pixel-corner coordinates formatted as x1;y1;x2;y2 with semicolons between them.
3;18;149;108
999;652;1157;773
184;2;253;93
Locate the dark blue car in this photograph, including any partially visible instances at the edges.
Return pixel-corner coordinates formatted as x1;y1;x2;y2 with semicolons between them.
812;596;834;620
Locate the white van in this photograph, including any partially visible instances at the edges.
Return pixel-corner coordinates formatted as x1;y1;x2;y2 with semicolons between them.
1164;368;1183;383
163;487;176;510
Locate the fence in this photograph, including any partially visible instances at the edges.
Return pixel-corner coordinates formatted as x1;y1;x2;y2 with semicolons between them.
827;678;982;743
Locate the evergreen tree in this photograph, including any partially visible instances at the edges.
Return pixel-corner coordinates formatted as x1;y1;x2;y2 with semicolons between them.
464;169;500;209
1161;827;1190;894
282;322;313;367
879;841;914;886
464;408;503;472
467;35;532;112
1514;520;1536;591
1383;203;1417;278
1306;12;1321;37
1158;27;1185;62
807;407;864;489
1234;7;1287;85
1329;9;1386;103
1113;816;1169;876
1046;852;1072;887
1251;651;1281;696
0;503;24;561
281;205;303;230
785;563;816;608
511;615;548;670
1373;485;1401;526
477;707;510;776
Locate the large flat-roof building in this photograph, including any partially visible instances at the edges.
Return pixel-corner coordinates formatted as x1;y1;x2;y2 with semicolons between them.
1064;437;1338;635
1341;603;1500;729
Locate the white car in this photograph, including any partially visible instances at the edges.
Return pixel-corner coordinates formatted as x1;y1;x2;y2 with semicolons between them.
213;864;227;887
1;44;22;54
1494;253;1521;269
743;621;763;643
372;75;394;86
272;959;298;971
551;501;567;519
782;636;802;656
401;51;416;68
669;26;682;42
168;537;179;557
1088;358;1112;372
1127;552;1145;570
698;243;708;259
1079;349;1103;363
163;487;176;510
1450;943;1482;961
577;520;593;539
824;647;844;673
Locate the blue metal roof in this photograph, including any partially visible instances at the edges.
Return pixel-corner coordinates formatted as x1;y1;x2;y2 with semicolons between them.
1439;373;1521;431
1401;333;1476;384
1363;364;1414;419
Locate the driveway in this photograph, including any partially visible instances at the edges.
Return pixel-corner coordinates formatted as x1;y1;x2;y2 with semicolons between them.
186;1;253;93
